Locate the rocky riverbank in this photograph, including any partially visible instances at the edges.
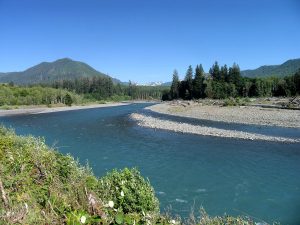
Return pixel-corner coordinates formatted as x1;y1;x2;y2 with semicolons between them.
0;102;129;117
147;101;300;128
130;113;300;143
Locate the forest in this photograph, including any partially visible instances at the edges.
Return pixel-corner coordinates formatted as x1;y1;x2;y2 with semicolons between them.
49;77;167;101
164;62;300;101
0;77;168;107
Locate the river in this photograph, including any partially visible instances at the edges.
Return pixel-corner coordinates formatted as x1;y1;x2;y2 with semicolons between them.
1;103;299;224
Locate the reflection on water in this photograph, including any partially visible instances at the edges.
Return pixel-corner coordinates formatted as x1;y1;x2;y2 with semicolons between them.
1;103;300;224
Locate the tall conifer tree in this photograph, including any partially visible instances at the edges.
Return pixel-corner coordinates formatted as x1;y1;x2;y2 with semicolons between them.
170;70;180;99
184;65;193;99
193;64;205;98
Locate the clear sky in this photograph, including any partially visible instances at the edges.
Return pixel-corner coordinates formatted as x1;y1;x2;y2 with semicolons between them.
0;0;299;83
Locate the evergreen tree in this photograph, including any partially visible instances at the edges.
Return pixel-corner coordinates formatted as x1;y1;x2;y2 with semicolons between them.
64;93;73;106
228;63;241;85
220;64;228;82
170;70;180;99
178;81;187;99
204;79;214;98
210;61;221;80
193;64;205;98
294;68;300;94
184;65;193;99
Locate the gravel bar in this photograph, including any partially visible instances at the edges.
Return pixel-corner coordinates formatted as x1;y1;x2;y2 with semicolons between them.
147;103;300;128
130;113;300;143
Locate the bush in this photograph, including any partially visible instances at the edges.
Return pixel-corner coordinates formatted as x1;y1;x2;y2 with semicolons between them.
64;93;73;106
97;168;160;214
223;98;237;106
0;127;96;224
223;97;249;107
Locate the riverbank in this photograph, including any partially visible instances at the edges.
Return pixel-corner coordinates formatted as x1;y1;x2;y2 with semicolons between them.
130;113;299;143
0;102;130;117
147;101;300;128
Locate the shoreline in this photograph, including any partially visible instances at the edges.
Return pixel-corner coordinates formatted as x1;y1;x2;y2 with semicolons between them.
146;102;300;128
130;113;300;143
0;102;130;117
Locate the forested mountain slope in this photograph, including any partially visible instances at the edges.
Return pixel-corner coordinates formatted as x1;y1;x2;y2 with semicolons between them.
241;58;300;78
0;58;121;84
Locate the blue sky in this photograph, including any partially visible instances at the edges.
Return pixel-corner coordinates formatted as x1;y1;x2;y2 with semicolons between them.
0;0;299;83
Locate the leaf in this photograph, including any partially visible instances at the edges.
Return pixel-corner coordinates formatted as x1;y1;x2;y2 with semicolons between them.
124;215;133;224
115;212;124;224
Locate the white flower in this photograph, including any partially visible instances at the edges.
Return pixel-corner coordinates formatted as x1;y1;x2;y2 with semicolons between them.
170;219;176;224
108;200;114;208
80;215;86;224
121;191;124;197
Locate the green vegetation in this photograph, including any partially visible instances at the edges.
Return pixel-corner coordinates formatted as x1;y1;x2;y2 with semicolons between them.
97;168;159;214
223;97;250;107
0;127;163;224
50;77;167;101
0;58;120;85
0;58;167;102
0;84;84;107
64;93;73;106
241;58;300;78
0;127;262;224
2;57;298;104
165;63;300;101
0;80;168;108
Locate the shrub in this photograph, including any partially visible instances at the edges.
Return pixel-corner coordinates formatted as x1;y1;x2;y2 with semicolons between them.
223;97;249;107
0;127;102;224
64;93;73;106
223;98;237;106
97;168;160;214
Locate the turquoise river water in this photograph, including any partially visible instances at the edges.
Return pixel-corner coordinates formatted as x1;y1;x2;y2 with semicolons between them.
0;103;300;224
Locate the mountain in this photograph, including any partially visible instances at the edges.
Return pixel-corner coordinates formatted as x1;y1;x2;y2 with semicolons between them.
161;82;171;86
241;58;300;78
0;58;121;84
137;81;164;86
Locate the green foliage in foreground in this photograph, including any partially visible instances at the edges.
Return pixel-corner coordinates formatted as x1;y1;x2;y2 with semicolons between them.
0;127;263;224
98;168;159;214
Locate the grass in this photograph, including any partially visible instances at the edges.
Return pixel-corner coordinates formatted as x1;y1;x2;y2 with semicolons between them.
0;126;272;224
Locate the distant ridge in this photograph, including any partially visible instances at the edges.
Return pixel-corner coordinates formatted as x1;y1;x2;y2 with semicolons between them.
241;58;300;78
161;82;171;86
0;58;121;84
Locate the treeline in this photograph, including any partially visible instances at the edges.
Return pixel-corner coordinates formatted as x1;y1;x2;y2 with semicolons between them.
49;77;167;101
0;76;168;107
0;84;83;107
164;62;300;100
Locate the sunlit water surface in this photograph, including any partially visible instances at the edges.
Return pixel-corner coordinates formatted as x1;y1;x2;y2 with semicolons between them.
1;103;299;224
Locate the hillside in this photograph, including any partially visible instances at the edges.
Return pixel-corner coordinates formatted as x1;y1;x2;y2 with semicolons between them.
0;58;121;85
241;58;300;78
